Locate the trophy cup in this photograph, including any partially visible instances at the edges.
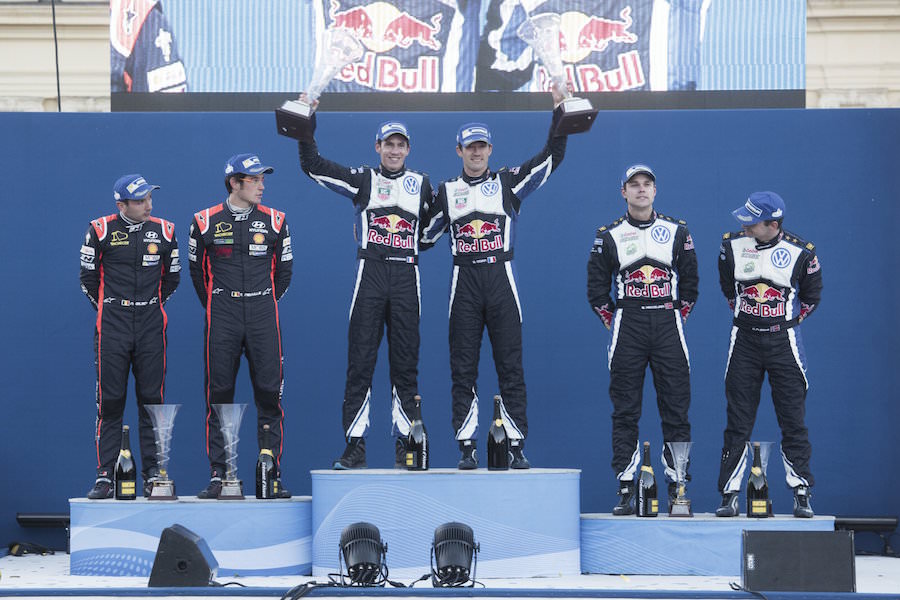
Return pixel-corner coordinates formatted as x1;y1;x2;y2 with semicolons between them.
275;28;364;139
666;441;693;517
213;403;248;500
145;404;180;500
517;13;598;135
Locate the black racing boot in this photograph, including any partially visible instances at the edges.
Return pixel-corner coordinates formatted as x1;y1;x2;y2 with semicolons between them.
612;481;635;515
509;439;531;469
273;478;292;499
457;440;477;470
394;437;409;469
333;437;367;470
792;485;814;518
715;492;740;517
87;473;113;500
197;467;224;499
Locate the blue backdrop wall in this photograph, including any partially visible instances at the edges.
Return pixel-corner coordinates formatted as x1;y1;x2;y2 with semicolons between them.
1;108;897;549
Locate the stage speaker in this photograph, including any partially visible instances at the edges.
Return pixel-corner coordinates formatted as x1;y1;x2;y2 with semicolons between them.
148;524;219;587
742;530;855;592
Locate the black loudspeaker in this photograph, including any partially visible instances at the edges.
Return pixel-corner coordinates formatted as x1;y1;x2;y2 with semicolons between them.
742;530;855;592
148;524;219;587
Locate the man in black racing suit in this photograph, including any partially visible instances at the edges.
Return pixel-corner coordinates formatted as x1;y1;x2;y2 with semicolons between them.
80;173;180;499
715;191;822;518
189;153;293;498
296;103;434;470
421;87;568;469
587;164;698;515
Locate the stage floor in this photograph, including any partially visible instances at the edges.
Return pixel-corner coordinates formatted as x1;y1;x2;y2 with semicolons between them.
0;553;898;598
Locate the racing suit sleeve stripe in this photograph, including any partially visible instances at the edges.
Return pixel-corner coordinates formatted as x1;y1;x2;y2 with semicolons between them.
674;226;699;303
160;236;179;304
80;226;101;309
796;249;822;320
420;184;449;248
298;139;365;200
273;220;292;301
507;115;567;205
188;222;209;307
587;230;615;313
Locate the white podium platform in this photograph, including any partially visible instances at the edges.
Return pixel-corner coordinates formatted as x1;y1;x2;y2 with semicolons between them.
310;468;581;579
581;512;836;576
69;496;312;577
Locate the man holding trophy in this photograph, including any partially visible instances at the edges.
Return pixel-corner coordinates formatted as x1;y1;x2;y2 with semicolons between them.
295;113;435;470
80;174;180;499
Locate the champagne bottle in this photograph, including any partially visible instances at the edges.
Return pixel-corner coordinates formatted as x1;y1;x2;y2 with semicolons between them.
637;441;658;517
256;424;277;499
115;425;136;500
405;395;428;470
487;395;509;470
747;442;770;517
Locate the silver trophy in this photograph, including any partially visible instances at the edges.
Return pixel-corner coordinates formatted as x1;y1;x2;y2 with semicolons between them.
276;28;364;139
145;404;180;500
666;441;693;516
517;13;598;135
213;403;248;500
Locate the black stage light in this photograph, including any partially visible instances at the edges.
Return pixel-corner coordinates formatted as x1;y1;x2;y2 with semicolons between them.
431;521;479;587
338;522;388;586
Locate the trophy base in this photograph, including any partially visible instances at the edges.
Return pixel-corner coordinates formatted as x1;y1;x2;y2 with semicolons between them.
147;480;177;501
554;97;598;136
219;480;244;500
669;500;693;517
275;100;314;139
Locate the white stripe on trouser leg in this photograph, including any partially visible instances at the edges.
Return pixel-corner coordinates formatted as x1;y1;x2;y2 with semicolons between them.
723;443;749;493
392;385;411;437
607;309;623;370
504;262;523;322
660;446;677;483
348;259;366;319
781;445;808;488
448;265;459;319
674;309;690;370
617;441;641;481
346;388;371;439
415;265;421;317
724;325;738;380
787;329;808;389
497;395;524;440
455;389;479;440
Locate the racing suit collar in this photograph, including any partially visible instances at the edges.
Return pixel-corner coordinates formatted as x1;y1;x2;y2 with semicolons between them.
226;199;253;216
754;229;784;250
461;169;492;185
119;212;144;229
625;210;657;229
377;165;406;179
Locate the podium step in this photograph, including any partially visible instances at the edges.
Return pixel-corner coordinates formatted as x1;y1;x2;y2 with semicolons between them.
311;468;581;578
581;512;835;576
69;497;312;577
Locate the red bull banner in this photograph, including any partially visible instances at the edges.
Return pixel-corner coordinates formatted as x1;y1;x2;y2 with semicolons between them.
112;0;805;108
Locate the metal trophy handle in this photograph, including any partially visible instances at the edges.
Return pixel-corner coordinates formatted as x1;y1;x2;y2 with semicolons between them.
666;441;693;517
516;13;597;135
213;403;248;500
276;28;364;139
145;404;180;500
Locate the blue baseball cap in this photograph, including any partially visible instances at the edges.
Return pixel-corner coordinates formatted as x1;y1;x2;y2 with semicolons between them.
224;154;274;176
375;121;410;142
621;164;656;187
113;174;159;201
457;123;492;147
732;191;785;225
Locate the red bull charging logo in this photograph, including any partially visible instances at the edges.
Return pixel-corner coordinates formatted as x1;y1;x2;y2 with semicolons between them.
624;265;671;299
739;282;786;318
534;7;645;93
329;0;444;92
368;213;415;249
455;218;503;253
